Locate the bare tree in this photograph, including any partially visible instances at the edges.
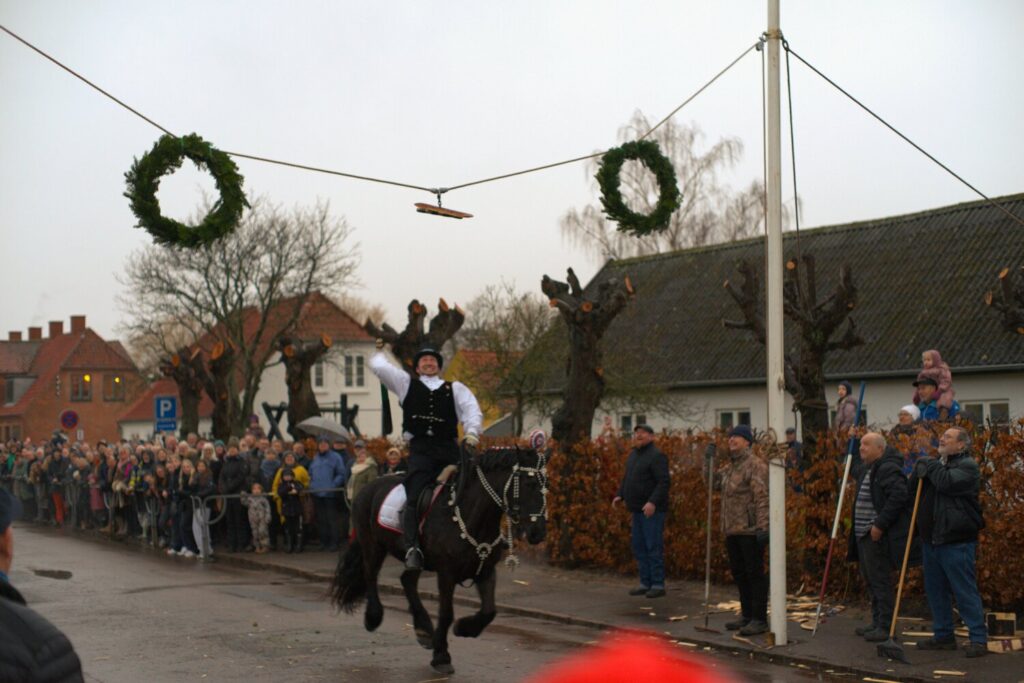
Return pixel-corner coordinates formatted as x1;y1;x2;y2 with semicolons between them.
561;111;780;262
986;265;1024;336
458;281;557;436
335;293;388;329
723;255;863;458
542;268;634;446
119;197;359;437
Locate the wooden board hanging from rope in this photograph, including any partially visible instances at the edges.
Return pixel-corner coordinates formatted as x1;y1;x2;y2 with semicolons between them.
414;203;473;219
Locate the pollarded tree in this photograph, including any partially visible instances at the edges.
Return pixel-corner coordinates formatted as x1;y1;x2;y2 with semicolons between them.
278;333;333;440
159;347;205;437
723;254;863;458
119;197;359;437
561;111;780;262
365;299;465;375
541;268;634;446
986;265;1024;336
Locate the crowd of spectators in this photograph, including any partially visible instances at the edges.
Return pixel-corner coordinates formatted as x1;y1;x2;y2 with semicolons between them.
0;429;408;559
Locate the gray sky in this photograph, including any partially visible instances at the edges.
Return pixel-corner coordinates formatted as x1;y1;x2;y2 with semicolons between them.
2;1;1022;342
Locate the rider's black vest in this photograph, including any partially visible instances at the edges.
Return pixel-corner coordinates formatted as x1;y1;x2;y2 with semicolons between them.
402;379;458;440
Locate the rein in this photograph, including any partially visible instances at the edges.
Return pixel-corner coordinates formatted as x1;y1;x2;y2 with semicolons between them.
447;450;548;577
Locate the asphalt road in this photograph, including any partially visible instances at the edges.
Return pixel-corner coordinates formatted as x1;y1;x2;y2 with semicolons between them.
10;524;840;682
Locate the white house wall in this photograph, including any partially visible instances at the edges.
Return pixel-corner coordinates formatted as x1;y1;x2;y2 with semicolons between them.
520;371;1024;437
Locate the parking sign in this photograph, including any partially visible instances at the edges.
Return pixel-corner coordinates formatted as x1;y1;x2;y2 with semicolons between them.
155;395;178;432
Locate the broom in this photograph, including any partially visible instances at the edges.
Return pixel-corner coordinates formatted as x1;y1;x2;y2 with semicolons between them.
695;441;722;634
876;478;924;664
811;381;867;635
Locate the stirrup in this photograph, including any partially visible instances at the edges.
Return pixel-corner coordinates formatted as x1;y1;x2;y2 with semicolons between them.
404;547;423;571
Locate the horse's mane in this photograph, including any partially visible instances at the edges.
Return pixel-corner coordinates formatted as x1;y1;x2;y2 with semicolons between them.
476;447;541;473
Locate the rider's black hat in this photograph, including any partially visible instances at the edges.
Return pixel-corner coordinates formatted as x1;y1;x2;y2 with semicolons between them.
414;347;443;370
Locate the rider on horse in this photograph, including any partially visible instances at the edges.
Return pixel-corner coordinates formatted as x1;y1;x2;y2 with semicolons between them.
369;341;483;571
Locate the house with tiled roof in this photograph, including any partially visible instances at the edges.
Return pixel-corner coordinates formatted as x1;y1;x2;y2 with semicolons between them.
0;316;147;443
521;194;1024;435
118;292;400;440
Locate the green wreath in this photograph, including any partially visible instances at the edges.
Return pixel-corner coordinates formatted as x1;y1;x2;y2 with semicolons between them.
596;139;680;237
124;133;248;248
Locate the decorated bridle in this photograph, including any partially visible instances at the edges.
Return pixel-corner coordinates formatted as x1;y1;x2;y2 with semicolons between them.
447;431;549;576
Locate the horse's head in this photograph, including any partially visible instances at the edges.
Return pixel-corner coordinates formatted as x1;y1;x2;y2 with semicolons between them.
510;447;547;545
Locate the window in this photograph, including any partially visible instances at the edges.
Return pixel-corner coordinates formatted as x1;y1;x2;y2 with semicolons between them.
103;374;126;401
314;360;325;388
961;400;1010;426
70;373;92;402
716;409;751;430
619;414;647;432
3;381;12;405
344;355;365;387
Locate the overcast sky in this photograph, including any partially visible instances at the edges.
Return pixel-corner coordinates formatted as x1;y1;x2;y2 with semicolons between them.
2;1;1022;343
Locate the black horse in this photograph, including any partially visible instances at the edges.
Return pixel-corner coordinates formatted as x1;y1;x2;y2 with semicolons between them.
330;446;547;675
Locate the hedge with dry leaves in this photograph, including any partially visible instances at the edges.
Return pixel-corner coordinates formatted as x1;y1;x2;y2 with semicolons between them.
540;423;1024;612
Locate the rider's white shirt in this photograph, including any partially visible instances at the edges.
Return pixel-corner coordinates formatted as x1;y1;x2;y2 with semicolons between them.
369;351;483;441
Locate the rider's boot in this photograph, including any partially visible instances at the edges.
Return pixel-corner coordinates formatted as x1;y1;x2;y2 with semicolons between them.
402;506;423;572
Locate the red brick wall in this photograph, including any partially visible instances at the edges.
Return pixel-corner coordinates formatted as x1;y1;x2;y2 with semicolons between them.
19;370;148;443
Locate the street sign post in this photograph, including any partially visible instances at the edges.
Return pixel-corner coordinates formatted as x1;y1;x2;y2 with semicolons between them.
154;395;178;433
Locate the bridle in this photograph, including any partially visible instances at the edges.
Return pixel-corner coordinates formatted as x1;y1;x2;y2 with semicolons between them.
447;448;548;576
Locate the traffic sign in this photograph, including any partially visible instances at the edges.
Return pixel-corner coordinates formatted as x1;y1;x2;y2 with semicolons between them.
60;410;78;430
154;395;178;433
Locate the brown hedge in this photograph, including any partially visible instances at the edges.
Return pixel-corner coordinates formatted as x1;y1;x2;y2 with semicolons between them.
540;423;1024;612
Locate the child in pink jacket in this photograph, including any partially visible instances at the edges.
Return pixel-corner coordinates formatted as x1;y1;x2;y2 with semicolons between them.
913;349;955;411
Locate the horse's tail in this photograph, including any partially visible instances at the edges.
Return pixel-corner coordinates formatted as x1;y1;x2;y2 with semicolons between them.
329;538;367;613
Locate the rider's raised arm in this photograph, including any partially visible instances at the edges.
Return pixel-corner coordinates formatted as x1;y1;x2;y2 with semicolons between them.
369;351;411;400
452;383;483;439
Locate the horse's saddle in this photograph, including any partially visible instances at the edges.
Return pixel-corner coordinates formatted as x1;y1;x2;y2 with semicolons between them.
377;464;458;534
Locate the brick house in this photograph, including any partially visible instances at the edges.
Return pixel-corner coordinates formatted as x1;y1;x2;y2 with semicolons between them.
0;316;147;443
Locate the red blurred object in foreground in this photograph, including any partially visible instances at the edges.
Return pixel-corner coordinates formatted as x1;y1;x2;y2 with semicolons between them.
526;631;737;683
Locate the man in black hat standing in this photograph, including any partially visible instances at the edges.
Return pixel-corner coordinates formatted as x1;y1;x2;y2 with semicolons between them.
370;342;483;571
613;424;670;598
0;490;84;681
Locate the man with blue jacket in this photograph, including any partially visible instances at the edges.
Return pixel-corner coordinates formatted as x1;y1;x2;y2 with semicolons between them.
309;436;348;552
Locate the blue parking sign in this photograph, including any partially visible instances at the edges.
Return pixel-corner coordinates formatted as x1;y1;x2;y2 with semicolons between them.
155;395;178;432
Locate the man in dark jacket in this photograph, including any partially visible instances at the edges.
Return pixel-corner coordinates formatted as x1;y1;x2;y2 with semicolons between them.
613;424;670;599
218;446;249;552
846;432;914;642
0;490;84;682
910;426;987;658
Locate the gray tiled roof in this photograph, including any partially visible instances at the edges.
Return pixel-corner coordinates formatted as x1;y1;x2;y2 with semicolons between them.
535;194;1024;392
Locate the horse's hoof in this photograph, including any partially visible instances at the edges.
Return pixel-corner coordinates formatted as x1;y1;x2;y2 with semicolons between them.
431;661;455;675
415;629;433;650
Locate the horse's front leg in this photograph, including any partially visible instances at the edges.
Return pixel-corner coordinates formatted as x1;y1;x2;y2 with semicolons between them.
454;564;497;638
430;573;457;675
400;569;434;649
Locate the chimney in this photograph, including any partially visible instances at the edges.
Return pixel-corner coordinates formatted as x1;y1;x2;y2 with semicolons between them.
70;315;86;334
28;327;42;341
48;320;64;338
7;331;22;342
